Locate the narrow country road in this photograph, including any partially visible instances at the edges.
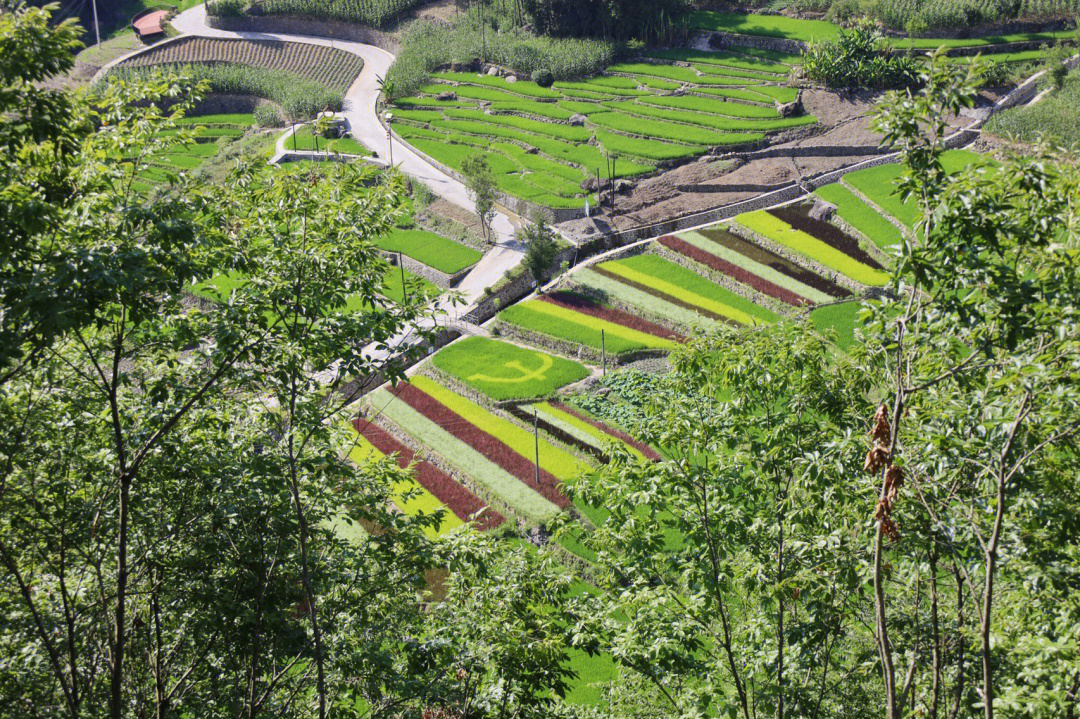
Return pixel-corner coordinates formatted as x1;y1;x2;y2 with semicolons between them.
170;3;525;312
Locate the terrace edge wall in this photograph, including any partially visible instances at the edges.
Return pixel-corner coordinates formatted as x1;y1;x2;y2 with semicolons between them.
206;13;400;54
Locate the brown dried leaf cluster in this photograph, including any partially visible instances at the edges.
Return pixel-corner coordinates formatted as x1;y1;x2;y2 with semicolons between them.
867;404;903;541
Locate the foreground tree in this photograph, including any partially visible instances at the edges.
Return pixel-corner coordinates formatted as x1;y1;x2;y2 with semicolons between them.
461;153;497;243
865;55;1080;719
0;6;452;718
569;55;1080;719
570;323;878;718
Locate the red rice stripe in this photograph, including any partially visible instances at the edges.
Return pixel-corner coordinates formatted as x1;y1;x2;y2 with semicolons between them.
539;292;685;341
393;382;572;509
659;235;811;307
351;420;505;531
549;402;661;462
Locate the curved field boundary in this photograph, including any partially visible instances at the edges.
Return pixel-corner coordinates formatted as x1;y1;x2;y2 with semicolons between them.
351;419;505;531
116;35;364;92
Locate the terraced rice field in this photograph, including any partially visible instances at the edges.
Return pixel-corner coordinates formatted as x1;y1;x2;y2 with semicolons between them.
688;10;1077;63
391;50;814;210
375;228;482;275
432;337;590;402
832;149;989;233
131;112;257;192
120;36;364;92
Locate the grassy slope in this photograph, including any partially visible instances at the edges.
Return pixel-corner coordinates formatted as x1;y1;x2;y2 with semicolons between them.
985;69;1080;147
810;301;863;350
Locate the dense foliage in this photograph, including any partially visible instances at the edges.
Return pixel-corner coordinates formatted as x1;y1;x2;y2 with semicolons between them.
0;7;585;718
385;8;618;100
565;54;1080;719
207;0;426;27
802;22;922;89
522;0;691;42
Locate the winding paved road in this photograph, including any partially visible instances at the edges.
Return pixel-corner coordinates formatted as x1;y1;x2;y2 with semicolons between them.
171;3;524;311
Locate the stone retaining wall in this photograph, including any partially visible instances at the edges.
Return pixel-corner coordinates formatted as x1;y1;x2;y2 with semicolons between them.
704;31;806;54
206;13;400;53
990;52;1080;112
385;251;474;289
462;245;583;325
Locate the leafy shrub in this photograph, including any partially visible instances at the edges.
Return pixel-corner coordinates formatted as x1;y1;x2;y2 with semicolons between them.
207;0;248;18
254;101;282;126
802;22;922;89
531;69;554;87
1045;42;1074;90
213;0;427;27
385;16;618;100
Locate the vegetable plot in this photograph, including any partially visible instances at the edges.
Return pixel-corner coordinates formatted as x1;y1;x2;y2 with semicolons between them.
351;420;505;531
119;36;364;92
347;423;461;538
735;210;890;286
594;254;782;326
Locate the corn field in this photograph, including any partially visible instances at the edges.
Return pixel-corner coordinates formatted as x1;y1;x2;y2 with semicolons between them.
109;61;347;119
251;0;425;27
120;37;364;93
877;0;1080;30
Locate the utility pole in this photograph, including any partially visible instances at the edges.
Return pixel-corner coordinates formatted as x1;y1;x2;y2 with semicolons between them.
533;408;540;488
601;329;606;377
92;0;100;46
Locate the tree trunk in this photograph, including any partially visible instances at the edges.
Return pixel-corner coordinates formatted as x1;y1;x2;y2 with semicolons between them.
981;474;1006;719
950;567;965;719
930;547;941;719
776;489;785;719
110;472;132;719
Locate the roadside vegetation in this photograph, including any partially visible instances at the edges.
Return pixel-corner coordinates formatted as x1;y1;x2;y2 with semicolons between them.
985;66;1080;146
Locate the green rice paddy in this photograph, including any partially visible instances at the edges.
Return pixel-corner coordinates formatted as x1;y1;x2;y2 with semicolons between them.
432;337;590;401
